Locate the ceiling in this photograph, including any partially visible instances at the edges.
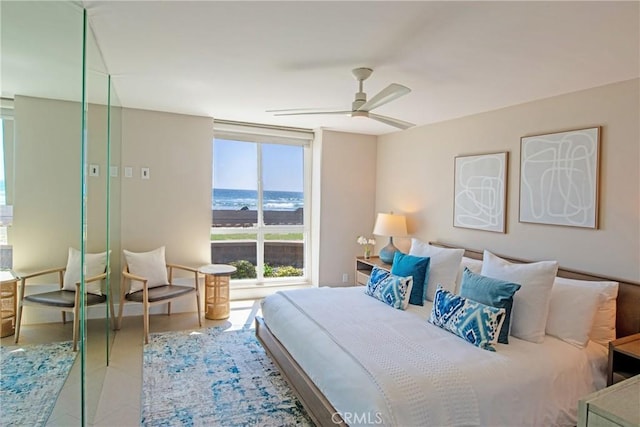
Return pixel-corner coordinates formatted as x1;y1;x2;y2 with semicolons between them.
7;1;640;136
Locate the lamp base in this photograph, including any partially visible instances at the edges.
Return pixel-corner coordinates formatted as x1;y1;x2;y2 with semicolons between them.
378;238;398;264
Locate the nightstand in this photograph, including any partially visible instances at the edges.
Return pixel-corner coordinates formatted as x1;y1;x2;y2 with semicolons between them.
607;333;640;386
354;256;391;286
0;271;18;338
578;375;639;427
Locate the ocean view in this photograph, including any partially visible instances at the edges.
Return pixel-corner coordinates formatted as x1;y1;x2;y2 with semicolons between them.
212;188;303;211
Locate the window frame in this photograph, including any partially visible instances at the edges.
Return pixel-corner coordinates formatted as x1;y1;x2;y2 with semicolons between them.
211;121;313;288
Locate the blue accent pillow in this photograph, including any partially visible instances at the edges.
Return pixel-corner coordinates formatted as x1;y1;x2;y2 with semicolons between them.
365;266;413;310
459;267;521;344
391;252;430;306
429;287;506;352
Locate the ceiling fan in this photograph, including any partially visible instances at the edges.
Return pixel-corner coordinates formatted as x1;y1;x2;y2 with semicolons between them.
268;68;415;130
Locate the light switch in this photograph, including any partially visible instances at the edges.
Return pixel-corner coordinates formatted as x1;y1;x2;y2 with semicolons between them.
110;166;119;177
124;167;133;178
89;164;99;177
141;167;150;180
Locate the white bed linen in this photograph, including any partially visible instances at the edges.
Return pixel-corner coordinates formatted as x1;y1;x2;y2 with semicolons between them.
261;286;607;427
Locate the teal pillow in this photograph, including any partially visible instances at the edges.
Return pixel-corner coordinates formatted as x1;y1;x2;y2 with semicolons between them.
459;267;521;344
391;252;430;306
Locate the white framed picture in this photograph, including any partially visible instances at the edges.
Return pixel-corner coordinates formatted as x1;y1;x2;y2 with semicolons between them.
454;152;508;233
519;127;600;229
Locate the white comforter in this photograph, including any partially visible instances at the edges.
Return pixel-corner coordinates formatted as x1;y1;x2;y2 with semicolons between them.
261;286;607;427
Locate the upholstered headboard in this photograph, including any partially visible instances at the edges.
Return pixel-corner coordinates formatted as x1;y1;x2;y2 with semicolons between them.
432;242;640;337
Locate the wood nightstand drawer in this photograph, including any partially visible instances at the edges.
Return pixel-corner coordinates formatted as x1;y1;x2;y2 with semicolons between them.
354;256;391;286
355;271;370;286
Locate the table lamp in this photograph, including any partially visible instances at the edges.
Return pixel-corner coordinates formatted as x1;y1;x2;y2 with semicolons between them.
373;212;407;264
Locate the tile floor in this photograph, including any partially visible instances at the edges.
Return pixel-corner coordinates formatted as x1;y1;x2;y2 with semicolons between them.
1;300;262;426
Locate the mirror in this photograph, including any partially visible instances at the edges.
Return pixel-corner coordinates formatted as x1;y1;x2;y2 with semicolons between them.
0;2;117;424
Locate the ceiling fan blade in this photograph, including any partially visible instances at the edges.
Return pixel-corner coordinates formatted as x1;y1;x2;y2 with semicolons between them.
266;107;345;113
368;113;415;130
359;83;411;112
273;110;352;117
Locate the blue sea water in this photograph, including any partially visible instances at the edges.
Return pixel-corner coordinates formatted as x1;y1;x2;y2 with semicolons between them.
213;188;303;211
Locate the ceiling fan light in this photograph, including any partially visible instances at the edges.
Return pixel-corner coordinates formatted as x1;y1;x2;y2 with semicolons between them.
352;111;368;118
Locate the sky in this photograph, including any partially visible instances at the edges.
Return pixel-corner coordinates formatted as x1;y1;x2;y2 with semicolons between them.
213;138;303;192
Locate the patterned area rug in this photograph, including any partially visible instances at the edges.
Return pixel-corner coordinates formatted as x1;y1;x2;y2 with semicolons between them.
0;341;77;426
142;327;314;426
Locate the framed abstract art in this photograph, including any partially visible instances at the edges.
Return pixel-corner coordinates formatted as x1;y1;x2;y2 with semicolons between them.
454;152;508;233
519;127;600;229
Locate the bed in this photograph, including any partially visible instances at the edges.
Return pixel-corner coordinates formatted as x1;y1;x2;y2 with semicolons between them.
256;243;640;426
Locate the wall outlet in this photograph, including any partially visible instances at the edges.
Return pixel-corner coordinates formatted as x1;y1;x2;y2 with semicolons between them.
342;273;349;283
141;167;150;179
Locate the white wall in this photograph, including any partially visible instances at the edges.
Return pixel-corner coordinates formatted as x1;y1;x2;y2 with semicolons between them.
13;96;82;274
119;108;213;313
376;79;640;282
314;129;377;286
12;96;118;323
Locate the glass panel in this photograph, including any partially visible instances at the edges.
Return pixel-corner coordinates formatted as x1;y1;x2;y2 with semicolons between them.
84;16;119;423
0;118;11;248
262;144;304;226
107;76;122;362
211;138;308;284
211;139;259;279
1;1;84;424
211;235;258;280
212;139;258;227
264;232;304;278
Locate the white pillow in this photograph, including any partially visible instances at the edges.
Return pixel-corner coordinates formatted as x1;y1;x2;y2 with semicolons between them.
408;239;464;301
551;277;618;347
481;250;558;343
454;256;483;294
123;247;169;293
546;278;604;348
62;247;107;296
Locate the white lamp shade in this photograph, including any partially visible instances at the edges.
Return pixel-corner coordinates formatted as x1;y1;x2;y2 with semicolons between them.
373;213;407;237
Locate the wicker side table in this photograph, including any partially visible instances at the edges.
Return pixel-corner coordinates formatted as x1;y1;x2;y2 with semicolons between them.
198;264;236;320
0;271;18;338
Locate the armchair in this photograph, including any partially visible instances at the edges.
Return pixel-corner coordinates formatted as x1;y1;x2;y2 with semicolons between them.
14;248;113;351
118;247;202;344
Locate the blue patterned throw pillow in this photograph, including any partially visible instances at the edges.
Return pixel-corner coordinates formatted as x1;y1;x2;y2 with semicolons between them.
429;287;506;351
365;266;413;310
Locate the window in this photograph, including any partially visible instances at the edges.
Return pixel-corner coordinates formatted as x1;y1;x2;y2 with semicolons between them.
0;110;14;269
211;121;312;286
0;119;6;206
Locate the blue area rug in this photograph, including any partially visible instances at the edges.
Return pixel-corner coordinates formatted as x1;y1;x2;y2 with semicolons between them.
0;341;76;426
142;327;314;426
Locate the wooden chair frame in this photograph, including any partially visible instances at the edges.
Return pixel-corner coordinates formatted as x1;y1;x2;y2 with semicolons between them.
15;267;113;351
118;263;202;344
